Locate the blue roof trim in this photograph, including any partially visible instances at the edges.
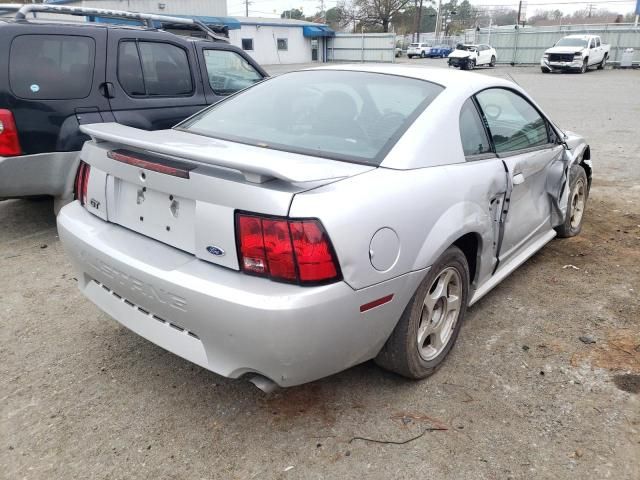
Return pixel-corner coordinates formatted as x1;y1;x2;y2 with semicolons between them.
302;25;335;37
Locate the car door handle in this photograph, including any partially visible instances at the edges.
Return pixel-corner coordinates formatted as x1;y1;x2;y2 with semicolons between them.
513;173;525;185
99;82;115;99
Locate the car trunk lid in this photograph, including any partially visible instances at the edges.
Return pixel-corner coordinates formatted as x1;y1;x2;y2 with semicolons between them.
78;123;374;271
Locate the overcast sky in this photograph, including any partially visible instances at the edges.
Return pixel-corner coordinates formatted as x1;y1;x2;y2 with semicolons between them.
225;0;639;19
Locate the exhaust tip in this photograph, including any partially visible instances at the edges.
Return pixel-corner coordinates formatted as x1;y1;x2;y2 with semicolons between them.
249;374;279;394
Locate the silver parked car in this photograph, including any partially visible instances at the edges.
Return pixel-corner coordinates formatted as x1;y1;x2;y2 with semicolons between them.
57;65;592;389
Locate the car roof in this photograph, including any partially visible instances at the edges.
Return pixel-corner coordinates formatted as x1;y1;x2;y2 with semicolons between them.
0;19;225;43
308;64;512;92
565;34;595;39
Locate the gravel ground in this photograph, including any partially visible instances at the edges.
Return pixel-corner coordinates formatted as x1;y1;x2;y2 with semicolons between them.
1;63;639;479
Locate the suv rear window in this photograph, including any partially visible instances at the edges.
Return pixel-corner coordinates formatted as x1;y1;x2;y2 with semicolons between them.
9;35;95;100
117;40;193;97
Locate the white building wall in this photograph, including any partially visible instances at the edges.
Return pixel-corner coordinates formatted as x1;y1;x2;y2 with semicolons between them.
54;0;227;16
229;25;316;65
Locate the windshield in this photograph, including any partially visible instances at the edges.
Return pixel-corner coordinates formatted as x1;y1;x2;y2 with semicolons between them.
555;38;588;47
179;70;443;165
456;45;477;51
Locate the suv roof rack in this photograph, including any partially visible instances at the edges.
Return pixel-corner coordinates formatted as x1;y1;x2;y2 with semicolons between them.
14;4;228;42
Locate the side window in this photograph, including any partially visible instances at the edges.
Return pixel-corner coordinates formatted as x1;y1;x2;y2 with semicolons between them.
595;37;601;47
277;38;288;51
138;42;192;96
9;35;95;100
203;50;263;95
459;99;491;157
117;41;145;96
476;88;550;154
118;41;192;97
241;38;254;51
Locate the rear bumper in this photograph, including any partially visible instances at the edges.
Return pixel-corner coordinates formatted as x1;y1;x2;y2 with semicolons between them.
57;201;424;386
0;151;79;198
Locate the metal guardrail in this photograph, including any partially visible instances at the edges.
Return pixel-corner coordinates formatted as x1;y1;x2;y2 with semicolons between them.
13;4;228;42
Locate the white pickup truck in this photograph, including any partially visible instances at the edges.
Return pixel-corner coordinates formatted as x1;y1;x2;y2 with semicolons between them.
541;34;610;74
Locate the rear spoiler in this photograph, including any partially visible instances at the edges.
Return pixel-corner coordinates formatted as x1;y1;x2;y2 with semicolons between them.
80;123;373;184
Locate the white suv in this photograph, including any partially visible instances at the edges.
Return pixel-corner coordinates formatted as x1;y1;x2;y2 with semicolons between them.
407;43;431;58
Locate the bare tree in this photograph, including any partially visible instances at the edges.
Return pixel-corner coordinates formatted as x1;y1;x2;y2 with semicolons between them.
354;0;413;32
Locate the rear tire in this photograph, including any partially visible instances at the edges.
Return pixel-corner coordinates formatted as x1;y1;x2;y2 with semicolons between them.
420;51;426;58
555;165;588;238
375;246;469;379
490;55;496;67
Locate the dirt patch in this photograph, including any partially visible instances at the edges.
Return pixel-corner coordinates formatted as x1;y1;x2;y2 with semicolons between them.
261;384;337;427
571;329;640;373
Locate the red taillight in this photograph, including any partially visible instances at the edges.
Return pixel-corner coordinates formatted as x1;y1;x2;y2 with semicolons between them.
0;109;22;156
74;161;91;206
236;213;341;285
289;221;338;282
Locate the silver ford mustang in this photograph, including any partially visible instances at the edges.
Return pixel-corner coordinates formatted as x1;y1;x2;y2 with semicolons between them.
57;65;592;390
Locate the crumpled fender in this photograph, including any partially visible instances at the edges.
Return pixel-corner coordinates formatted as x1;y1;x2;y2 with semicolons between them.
547;132;589;226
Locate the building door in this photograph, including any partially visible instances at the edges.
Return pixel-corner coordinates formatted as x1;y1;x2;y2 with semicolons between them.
311;39;319;61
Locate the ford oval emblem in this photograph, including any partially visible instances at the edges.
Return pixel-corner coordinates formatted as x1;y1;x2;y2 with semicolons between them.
206;246;225;257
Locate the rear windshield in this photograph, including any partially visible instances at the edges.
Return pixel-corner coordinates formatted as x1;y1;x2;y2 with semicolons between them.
179;70;443;165
409;43;420;47
9;35;95;100
555;38;588;47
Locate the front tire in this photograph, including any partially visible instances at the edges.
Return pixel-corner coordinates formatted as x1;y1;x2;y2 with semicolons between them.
598;54;607;70
375;246;469;379
580;59;588;73
490;55;496;67
420;51;426;58
555;165;588;238
541;67;550;73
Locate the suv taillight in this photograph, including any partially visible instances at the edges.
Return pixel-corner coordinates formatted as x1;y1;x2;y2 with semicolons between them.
0;109;21;156
236;213;341;285
74;161;91;206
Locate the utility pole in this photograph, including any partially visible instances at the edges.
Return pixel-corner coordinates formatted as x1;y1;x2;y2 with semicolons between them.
413;0;419;42
245;0;250;17
587;3;594;18
434;0;442;40
415;0;424;43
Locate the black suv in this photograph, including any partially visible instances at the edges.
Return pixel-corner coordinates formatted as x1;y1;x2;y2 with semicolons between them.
0;5;267;206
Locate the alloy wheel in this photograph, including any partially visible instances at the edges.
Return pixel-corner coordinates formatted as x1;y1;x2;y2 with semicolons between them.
417;267;462;361
570;179;586;229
